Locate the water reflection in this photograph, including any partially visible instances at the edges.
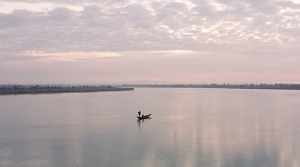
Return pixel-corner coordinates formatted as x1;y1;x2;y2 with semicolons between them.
137;119;144;130
0;89;300;167
130;89;300;167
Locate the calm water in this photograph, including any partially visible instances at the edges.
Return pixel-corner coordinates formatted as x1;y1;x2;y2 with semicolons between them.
0;88;300;167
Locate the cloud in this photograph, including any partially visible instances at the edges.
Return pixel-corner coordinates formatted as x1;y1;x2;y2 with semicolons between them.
0;53;44;62
0;0;299;74
47;7;78;21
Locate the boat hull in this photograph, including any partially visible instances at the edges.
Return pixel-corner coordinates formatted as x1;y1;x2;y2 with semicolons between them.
137;114;152;119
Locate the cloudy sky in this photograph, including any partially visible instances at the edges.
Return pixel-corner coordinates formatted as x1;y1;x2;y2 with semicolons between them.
0;0;300;84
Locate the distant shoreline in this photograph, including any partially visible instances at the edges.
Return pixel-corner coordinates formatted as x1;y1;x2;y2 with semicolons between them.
123;83;300;90
2;83;299;95
0;85;134;95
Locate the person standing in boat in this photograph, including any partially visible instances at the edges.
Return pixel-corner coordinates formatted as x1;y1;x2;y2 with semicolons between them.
138;111;141;117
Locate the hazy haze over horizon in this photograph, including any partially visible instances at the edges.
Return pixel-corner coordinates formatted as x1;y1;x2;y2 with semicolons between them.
1;0;300;84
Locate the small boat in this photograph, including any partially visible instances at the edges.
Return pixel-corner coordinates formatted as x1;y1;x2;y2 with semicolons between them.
137;114;152;119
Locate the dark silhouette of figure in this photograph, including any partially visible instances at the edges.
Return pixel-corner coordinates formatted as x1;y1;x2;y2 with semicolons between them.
138;111;141;117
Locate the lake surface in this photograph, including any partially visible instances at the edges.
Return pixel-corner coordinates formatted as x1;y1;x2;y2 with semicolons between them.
0;88;300;167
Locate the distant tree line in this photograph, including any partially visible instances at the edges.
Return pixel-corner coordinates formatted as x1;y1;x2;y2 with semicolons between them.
0;85;133;95
123;83;300;90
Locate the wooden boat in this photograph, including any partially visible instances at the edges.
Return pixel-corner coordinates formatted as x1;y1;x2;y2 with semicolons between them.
137;114;152;119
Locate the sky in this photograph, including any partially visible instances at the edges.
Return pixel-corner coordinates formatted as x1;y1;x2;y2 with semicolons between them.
0;0;300;84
